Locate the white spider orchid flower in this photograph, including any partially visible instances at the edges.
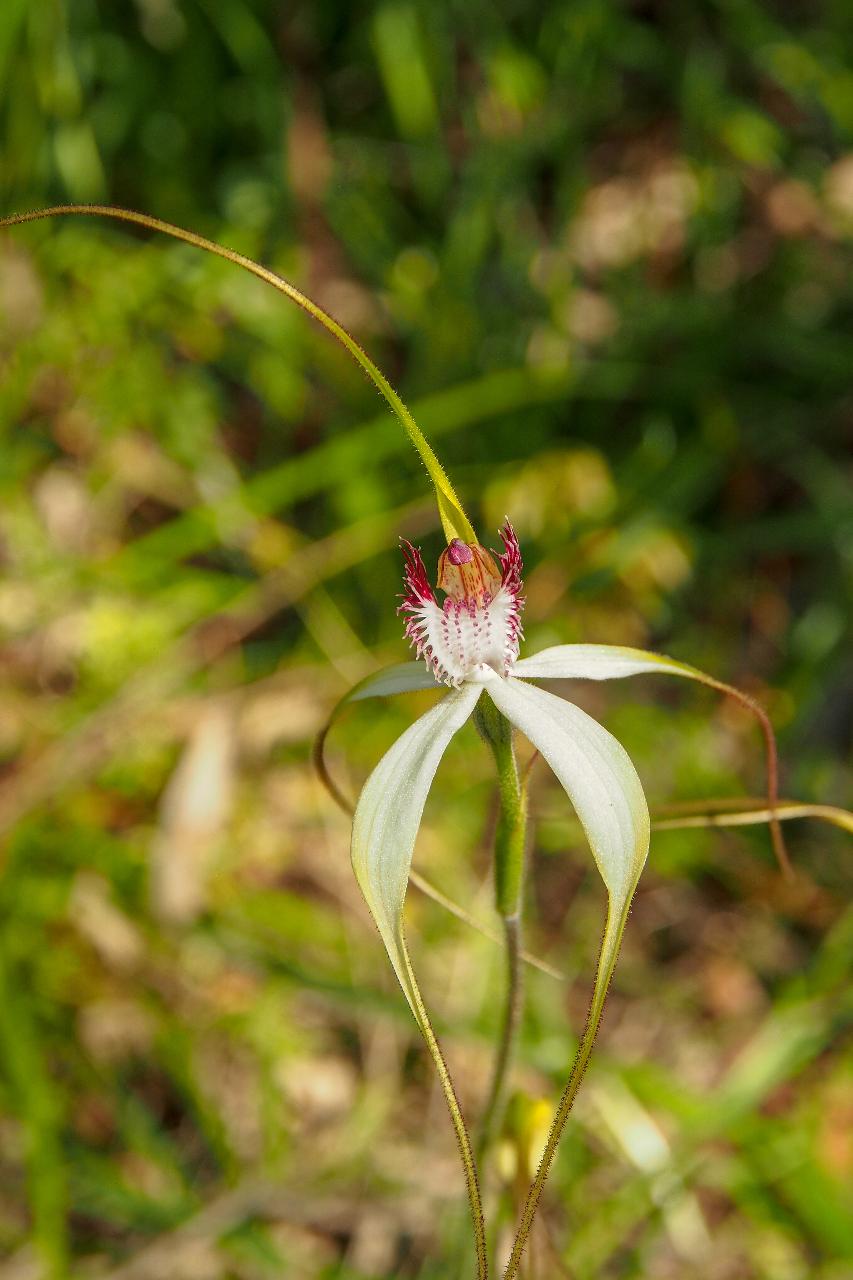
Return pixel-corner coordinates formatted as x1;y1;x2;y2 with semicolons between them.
342;520;786;1029
350;522;643;1020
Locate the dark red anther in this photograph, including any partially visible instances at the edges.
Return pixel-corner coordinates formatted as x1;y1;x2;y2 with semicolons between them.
447;539;474;565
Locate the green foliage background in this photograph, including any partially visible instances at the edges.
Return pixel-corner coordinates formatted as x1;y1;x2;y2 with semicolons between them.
0;2;851;1277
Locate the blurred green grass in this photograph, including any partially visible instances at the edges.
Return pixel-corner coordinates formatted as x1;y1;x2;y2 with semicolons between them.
0;2;851;1277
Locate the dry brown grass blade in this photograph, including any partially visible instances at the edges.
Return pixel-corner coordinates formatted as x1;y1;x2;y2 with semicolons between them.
652;798;853;835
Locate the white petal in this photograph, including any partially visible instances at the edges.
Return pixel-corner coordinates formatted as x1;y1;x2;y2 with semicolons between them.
513;643;707;684
351;683;482;1013
487;677;649;903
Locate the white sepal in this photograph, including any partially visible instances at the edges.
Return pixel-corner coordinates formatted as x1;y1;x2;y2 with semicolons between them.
487;676;649;903
512;643;706;684
350;683;483;1015
510;643;789;878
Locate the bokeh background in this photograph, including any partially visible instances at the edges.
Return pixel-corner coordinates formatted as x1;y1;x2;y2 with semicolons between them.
1;3;851;1278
